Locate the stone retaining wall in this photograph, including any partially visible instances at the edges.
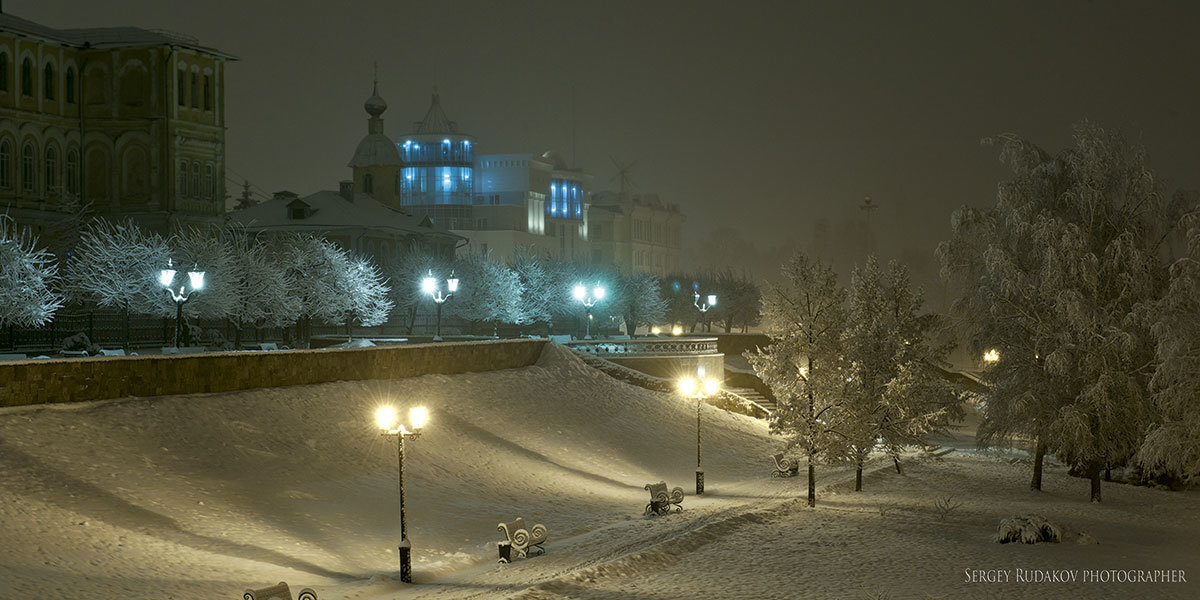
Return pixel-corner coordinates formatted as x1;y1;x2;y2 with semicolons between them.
0;339;547;408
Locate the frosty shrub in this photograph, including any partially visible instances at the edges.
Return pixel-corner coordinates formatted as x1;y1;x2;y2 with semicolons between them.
933;495;963;521
994;515;1061;544
0;215;63;328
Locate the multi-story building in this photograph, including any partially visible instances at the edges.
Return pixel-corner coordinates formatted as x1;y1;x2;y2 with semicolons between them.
588;191;684;276
0;12;234;236
395;88;476;230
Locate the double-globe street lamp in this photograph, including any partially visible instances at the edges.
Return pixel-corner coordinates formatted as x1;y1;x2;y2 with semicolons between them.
422;270;458;342
678;366;721;495
572;283;606;340
159;259;205;348
376;405;429;584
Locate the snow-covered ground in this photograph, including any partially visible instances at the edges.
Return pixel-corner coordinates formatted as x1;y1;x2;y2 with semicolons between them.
1;344;1196;599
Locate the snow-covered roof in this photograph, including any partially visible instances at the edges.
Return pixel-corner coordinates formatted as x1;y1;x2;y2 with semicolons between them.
347;133;402;168
411;88;458;134
229;188;459;241
0;13;236;59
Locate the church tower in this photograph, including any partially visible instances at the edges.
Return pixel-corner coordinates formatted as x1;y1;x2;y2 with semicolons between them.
348;73;404;207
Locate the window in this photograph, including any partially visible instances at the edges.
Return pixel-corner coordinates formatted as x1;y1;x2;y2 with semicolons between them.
363;173;374;194
203;74;212;110
0;54;7;92
65;67;75;103
22;142;35;193
191;161;201;197
20;58;32;96
290;206;305;219
0;140;9;188
177;69;186;106
44;146;57;193
190;73;198;108
178;159;188;196
66;150;78;195
203;163;214;199
43;63;54;100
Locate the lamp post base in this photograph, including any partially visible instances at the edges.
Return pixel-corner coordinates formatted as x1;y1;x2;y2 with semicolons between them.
696;469;704;495
399;544;412;583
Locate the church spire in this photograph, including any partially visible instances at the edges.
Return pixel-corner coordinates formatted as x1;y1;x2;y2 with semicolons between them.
364;62;388;133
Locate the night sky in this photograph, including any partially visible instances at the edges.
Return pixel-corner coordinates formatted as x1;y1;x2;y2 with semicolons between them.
16;1;1200;286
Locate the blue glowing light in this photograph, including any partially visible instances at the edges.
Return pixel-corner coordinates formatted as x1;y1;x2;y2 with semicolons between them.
443;138;450;144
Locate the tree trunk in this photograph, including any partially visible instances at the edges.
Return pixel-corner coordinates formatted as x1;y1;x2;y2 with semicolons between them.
855;458;863;492
1030;439;1046;491
1090;465;1102;503
1104;465;1112;482
807;454;816;508
121;302;131;353
233;318;242;349
892;452;903;475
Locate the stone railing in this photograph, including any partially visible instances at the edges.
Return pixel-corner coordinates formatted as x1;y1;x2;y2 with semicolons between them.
566;337;719;356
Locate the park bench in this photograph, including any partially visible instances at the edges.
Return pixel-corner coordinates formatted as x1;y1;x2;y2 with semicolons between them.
497;517;548;563
643;481;685;516
771;453;799;477
242;581;316;600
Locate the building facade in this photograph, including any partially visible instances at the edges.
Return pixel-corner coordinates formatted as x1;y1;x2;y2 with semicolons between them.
588;191;684;276
0;12;234;237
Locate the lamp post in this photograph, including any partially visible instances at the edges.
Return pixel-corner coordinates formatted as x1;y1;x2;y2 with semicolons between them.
678;366;721;495
376;405;428;584
572;283;605;340
693;291;716;333
159;259;205;348
983;348;1000;364
422;270;458;342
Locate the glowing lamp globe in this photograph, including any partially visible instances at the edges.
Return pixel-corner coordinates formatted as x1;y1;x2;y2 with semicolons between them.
983;349;1000;363
159;268;176;288
409;406;428;431
593;286;606;301
447;276;459;293
703;378;721;396
707;294;717;307
672;325;683;336
678;377;698;397
376;406;397;430
573;285;586;301
421;273;437;296
188;270;205;291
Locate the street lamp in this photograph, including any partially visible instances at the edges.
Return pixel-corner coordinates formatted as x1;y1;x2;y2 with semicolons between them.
159;259;205;348
376;404;428;584
694;292;717;313
572;283;605;340
678;366;721;495
983;348;1000;364
422;270;458;342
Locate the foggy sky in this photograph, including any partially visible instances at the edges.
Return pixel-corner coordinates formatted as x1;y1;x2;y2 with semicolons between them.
16;1;1200;284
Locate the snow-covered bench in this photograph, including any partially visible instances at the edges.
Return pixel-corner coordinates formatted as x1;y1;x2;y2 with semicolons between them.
644;481;685;515
771;453;799;477
497;517;548;562
242;581;316;600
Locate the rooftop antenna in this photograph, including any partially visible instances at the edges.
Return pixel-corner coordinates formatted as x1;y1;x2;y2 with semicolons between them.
609;156;637;196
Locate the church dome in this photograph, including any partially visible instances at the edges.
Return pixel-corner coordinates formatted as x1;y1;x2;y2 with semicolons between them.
365;93;387;117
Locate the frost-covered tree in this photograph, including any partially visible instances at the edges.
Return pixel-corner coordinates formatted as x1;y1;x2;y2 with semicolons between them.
449;251;522;335
158;226;236;345
222;224;299;346
614;271;667;337
843;256;960;489
1140;211;1200;477
510;246;554;332
938;122;1181;501
747;253;850;507
64;219;168;351
0;215;63;328
341;255;393;333
272;234;353;347
713;268;761;333
388;248;452;335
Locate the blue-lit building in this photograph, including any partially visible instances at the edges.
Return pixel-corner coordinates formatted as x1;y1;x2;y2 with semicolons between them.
396;89;476;229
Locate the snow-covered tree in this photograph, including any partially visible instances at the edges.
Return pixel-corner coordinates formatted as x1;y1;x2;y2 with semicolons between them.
449;251;522;334
614;271;667;337
843;256;960;489
510;246;554;332
1139;211;1200;477
938;122;1181;501
747;253;850;507
387;248;452;335
341;255;393;332
271;234;353;347
0;215;63;328
64;219;168;351
222;224;299;346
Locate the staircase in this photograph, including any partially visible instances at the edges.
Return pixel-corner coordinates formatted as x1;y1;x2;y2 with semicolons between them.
725;387;776;415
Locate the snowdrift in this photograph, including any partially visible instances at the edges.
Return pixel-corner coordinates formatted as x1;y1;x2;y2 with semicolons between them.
0;343;774;599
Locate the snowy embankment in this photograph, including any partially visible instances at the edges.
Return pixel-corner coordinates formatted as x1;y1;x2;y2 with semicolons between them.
0;343;781;599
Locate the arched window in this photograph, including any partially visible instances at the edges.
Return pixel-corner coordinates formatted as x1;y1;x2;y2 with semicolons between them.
190;72;198;108
65;150;78;196
20;57;32;96
43;63;54;100
203;163;213;199
65;67;75;103
22;142;36;193
363;173;374;194
0;140;10;188
203;74;212;110
191;161;200;197
177;68;186;107
0;53;8;92
44;146;57;193
178;159;188;196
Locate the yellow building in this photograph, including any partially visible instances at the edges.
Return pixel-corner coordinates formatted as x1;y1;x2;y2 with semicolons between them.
0;12;235;236
588;191;684;276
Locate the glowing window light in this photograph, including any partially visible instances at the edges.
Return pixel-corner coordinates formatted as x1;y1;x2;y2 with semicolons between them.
443;138;450;144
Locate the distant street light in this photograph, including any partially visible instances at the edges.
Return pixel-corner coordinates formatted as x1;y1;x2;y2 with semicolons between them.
983;348;1000;364
572;283;605;340
376;405;428;583
159;259;205;348
422;270;458;342
678;366;721;495
693;292;717;313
